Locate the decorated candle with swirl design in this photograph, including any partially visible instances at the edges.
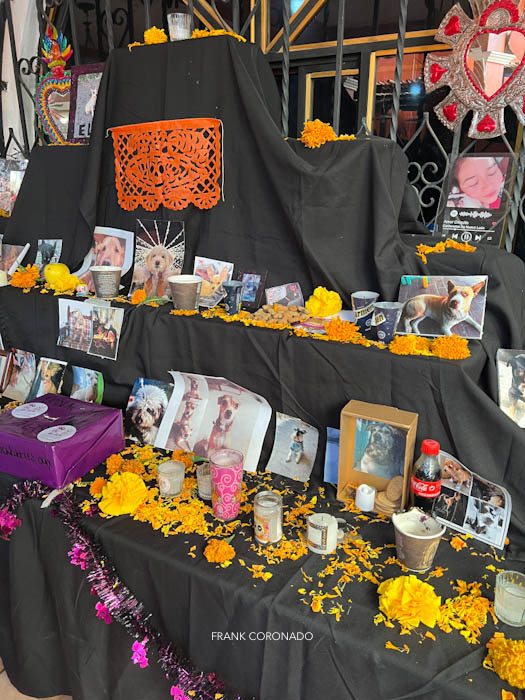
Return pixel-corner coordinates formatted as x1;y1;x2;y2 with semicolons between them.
209;448;244;520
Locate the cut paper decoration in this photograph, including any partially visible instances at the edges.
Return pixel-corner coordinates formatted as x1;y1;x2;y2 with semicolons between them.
73;226;134;292
266;412;319;482
131;219;185;298
110;118;223;212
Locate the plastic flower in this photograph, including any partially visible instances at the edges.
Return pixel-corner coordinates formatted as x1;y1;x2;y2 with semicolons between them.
144;26;168;44
95;602;112;624
483;633;525;689
171;686;190;700
430;335;470;360
10;265;40;289
99;472;148;516
89;477;107;498
0;508;22;539
377;575;442;630
131;289;147;305
204;538;235;564
131;638;149;668
299;119;337;148
305;287;342;317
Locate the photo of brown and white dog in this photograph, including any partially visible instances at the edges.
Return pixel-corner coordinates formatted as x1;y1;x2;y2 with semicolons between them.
194;394;240;458
356;421;406;480
94;235;126;268
399;278;486;337
440;456;472;494
125;381;171;445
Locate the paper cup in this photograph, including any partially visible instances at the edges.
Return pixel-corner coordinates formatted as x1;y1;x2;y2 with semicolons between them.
90;266;122;299
167;12;192;40
169;275;202;310
392;508;445;572
373;302;404;344
351;291;379;334
222;280;244;315
210;448;244;521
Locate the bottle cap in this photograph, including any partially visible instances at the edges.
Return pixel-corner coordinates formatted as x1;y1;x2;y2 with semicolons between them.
421;439;440;455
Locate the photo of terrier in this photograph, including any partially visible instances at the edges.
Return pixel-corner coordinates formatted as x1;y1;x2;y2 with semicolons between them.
267;413;319;482
398;275;488;339
70;366;103;404
353;419;407;480
125;378;173;445
497;349;525;427
132;220;185;299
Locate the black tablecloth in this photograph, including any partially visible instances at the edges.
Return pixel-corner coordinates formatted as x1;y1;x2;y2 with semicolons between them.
0;472;523;700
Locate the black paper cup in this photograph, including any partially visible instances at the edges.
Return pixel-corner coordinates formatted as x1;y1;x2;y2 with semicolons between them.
373;302;403;344
351;291;379;335
223;280;244;315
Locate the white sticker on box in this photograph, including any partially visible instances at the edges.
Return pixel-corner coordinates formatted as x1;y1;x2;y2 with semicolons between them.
12;403;48;419
37;425;77;442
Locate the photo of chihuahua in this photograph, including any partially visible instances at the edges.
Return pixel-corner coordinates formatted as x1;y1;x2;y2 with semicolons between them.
398;275;487;339
193;256;234;308
432;486;468;526
440;454;472;495
168;378;202;452
193;394;240;457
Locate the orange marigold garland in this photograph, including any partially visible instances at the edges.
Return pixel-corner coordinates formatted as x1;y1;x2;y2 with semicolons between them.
389;334;433;356
483;633;525;689
10;265;40;289
431;335;470;360
191;28;246;42
416;238;476;265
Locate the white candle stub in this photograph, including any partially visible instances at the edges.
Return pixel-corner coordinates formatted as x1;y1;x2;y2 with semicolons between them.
355;483;376;511
307;513;338;555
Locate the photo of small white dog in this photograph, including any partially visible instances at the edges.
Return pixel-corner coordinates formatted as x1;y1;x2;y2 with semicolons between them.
125;378;173;445
70;367;103;404
286;427;306;463
354;420;406;480
132;219;185;299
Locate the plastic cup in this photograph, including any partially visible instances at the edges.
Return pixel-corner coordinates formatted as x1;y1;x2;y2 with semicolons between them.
373;302;404;344
392;508;445;572
210;448;244;520
494;570;525;626
167;12;192;41
222;280;244;315
90;266;122;298
351;291;379;335
169;274;202;310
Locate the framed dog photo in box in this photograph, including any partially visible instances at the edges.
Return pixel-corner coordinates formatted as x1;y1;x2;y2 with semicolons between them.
235;269;267;310
496;349;525;428
397;274;488;340
337;400;418;512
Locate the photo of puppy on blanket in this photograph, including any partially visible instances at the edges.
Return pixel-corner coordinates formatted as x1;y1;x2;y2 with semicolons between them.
353;419;407;481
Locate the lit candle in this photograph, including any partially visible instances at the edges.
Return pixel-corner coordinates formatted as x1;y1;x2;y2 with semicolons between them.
254;490;282;544
157;460;185;497
307;513;338;555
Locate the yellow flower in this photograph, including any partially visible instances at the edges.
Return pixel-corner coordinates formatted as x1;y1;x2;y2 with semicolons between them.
10;265;40;289
46;274;82;293
89;477;107;498
191;28;246;42
483;633;525;689
144;26;168;44
305;287;342;318
131;289;147;305
299;120;337;149
377;575;441;630
204;538;235;564
99;472;148;516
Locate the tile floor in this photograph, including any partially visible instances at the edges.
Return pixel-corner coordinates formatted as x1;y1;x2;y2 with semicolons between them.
0;659;72;700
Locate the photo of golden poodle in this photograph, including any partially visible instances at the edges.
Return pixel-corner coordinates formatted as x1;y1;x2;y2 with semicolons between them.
140;245;175;297
132;219;185;299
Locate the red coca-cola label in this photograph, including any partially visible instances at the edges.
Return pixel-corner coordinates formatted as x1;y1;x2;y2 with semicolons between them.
410;476;441;497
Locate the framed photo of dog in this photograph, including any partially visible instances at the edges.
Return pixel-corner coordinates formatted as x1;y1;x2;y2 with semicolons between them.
397;274;488;340
131;219;185;299
337;400;418;513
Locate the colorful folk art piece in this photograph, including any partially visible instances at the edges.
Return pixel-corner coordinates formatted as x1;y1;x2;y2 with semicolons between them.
424;0;525;138
110;119;223;212
35;25;73;144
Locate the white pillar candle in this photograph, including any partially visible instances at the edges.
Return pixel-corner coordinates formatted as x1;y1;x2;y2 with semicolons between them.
355;483;376;511
307;513;338;555
157;460;185;497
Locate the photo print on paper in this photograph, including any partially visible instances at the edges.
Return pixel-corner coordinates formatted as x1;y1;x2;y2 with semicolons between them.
463;498;506;542
27;357;67;400
67;63;104;143
439;453;472;496
496;349;525;428
35;239;62;272
265;282;304;308
74;226;134;292
266;412;319;482
432;485;469;526
87;306;124;361
70;366;104;404
436;155;513;246
2;349;37;402
193;256;234;308
131;219;185;298
0;243;29;277
353;419;407;481
0;158;27;216
57;299;93;353
235;270;267;310
125;378;174;445
397;275;488;340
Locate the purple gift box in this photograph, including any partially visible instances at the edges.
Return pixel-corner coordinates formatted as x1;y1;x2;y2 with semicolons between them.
0;394;125;488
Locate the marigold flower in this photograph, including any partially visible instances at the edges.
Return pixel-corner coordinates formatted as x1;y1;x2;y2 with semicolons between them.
450;536;467;551
106;453;125;476
299;119;337;148
377;575;441;630
389;334;433;356
430;335;470;360
324;317;363;343
305;287;342;317
171;450;194;469
204;538;235;563
483;634;525;689
10;265;40;289
191;28;246;42
121;459;146;476
89;477;107;498
131;289;147;305
99;472;148;516
144;26;168;44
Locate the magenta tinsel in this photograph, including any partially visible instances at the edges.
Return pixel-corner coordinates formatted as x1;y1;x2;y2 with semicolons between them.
0;507;22;539
95;602;112;624
0;480;247;700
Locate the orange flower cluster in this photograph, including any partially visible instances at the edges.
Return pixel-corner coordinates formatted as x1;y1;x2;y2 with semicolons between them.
171;450;194;469
204;538;236;563
438;580;495;644
89;476;107;498
416;239;476;265
299;120;337;148
450;535;467;551
131;289;147;305
191;28;246;42
10;265;40;289
324;317;365;343
484;633;525;689
389;334;470;360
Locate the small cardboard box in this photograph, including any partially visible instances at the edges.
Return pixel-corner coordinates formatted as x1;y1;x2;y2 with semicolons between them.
0;394;125;488
337;400;418;511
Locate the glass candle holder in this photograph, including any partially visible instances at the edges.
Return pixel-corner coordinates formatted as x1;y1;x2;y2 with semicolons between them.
167;12;192;41
197;460;212;501
210;448;244;520
157;459;185;497
254;490;282;544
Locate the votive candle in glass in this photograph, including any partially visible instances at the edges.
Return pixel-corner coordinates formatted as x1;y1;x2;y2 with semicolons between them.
254;490;282;544
157;460;185;497
210;448;244;520
197;461;212;501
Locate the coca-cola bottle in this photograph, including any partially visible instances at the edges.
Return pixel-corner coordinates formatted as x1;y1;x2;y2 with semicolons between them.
409;439;441;513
